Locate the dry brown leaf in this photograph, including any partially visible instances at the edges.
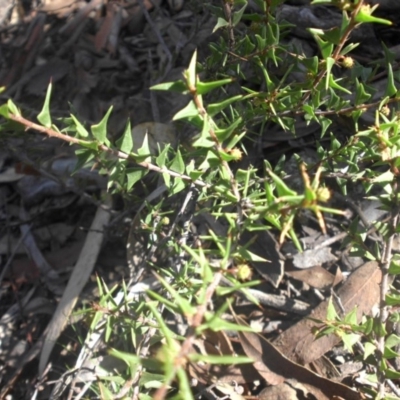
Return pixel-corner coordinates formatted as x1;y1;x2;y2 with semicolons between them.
292;247;337;269
237;328;363;400
333;265;344;287
59;0;103;36
214;382;246;400
188;359;256;386
258;382;298;400
286;265;341;290
0;166;25;183
95;3;115;52
107;4;123;54
273;261;381;365
203;330;234;357
309;356;341;380
95;3;123;54
259;380;319;400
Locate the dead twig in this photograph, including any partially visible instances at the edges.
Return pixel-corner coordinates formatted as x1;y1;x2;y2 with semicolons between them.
38;192;112;375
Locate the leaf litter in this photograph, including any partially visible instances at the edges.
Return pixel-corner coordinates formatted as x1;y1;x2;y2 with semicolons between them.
0;0;399;398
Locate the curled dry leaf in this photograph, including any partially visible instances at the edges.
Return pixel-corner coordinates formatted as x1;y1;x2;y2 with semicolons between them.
95;3;123;54
273;261;381;366
0;167;25;183
236;324;363;400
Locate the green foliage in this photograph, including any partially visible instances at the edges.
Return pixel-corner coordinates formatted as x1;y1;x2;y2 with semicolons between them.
2;0;400;398
37;82;53;127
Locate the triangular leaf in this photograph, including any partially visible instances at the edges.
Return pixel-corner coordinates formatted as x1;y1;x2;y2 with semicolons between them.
213;17;229;32
137;133;151;159
186;50;197;89
197;78;234;95
0;104;9;118
126;168;148;191
7;99;20;116
326;297;338;321
232;4;247;26
207;95;243;117
116;120;133;154
73;148;95;173
385;63;397;97
169;149;185;175
173;100;199;120
151;80;188;93
37;83;52;128
156;144;170;168
91;106;113;145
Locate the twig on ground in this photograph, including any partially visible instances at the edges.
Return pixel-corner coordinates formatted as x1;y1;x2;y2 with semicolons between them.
147;49;161;123
137;0;172;63
220;275;313;316
19;207;62;295
39;192;112;375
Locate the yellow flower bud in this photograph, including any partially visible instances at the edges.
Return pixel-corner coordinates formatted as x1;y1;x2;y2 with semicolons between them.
381;105;390;116
236;263;253;281
316;187;331;203
341;56;354;69
228;147;243;161
161;216;170;226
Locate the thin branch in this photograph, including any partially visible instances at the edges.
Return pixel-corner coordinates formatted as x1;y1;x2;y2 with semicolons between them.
377;183;399;397
7;113;209;188
220;0;235;51
299;0;365;107
250;94;400;127
152;270;223;400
